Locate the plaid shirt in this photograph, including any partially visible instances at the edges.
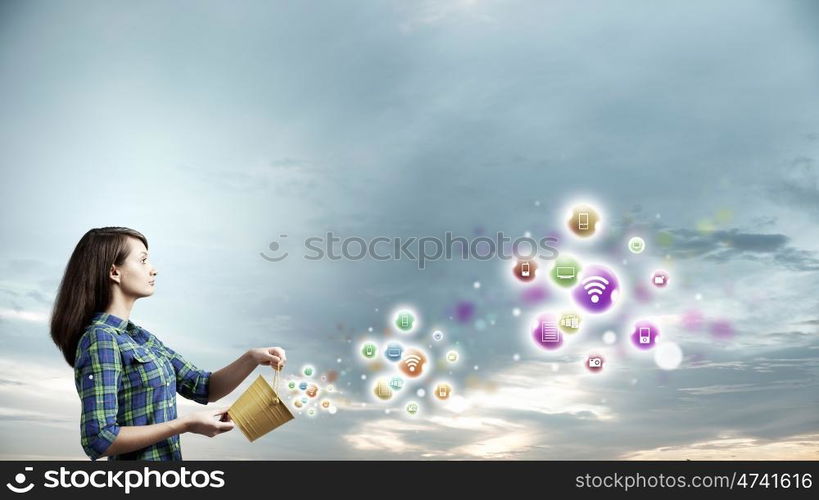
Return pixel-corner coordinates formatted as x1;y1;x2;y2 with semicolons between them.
73;312;211;461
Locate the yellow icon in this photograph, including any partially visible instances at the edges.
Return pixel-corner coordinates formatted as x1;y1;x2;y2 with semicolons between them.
558;312;581;333
374;379;393;400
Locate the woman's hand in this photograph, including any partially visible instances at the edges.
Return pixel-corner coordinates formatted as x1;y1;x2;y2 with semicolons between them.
248;346;287;371
183;408;234;437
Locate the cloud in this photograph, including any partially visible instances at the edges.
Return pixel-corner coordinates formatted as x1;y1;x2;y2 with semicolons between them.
0;308;49;323
769;155;819;214
661;228;819;271
622;433;819;460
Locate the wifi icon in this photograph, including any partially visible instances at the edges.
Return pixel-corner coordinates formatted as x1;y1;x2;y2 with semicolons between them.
582;275;610;304
573;265;619;313
399;349;427;378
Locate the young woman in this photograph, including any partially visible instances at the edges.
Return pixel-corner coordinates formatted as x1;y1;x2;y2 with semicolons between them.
50;227;287;460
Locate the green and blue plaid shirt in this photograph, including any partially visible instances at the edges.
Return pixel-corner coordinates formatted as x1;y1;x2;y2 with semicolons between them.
73;312;212;461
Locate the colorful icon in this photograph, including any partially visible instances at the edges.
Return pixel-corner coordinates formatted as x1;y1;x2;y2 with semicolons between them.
532;312;563;350
385;343;403;362
558;312;581;334
435;383;453;400
389;376;404;391
306;385;318;398
628;237;646;254
573;265;620;313
399;349;427;378
374;379;393;400
432;330;444;342
630;321;659;349
288;381;296;391
550;255;581;288
514;259;538;282
586;354;605;373
362;343;377;359
652;270;669;288
405;401;420;415
307;408;316;417
299;382;308;391
321;400;331;409
395;310;416;332
568;205;600;237
303;366;314;377
294;400;303;408
446;350;459;363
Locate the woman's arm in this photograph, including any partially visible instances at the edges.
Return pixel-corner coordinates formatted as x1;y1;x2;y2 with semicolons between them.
207;347;287;403
100;408;233;458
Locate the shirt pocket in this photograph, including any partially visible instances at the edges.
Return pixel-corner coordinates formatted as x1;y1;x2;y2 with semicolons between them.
122;346;168;389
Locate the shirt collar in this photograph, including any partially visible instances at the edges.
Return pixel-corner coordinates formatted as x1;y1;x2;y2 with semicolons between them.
91;312;140;335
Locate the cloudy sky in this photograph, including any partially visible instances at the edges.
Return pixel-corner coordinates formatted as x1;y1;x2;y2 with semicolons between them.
1;0;818;460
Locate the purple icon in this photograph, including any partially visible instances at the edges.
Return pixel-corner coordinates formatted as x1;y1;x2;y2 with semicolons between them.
532;313;563;350
630;320;660;349
572;265;620;313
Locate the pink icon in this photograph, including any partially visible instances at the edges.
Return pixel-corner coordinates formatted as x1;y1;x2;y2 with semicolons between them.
652;270;669;288
586;354;605;373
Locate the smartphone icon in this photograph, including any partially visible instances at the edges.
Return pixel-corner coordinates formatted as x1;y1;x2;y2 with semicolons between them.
639;327;651;344
578;212;589;231
521;262;530;277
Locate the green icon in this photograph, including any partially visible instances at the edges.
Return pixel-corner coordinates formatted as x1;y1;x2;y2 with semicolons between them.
288;381;296;390
303;366;314;377
406;401;419;415
395;311;415;332
558;312;581;334
362;343;377;359
551;256;581;288
628;237;645;254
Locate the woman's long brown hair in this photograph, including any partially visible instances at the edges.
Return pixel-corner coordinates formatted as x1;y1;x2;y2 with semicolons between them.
50;227;148;367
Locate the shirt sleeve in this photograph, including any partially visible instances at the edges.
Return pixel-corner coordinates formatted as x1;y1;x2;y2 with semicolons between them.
74;328;122;461
150;335;212;405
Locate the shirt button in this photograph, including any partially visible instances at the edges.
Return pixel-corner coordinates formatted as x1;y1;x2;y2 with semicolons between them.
88;375;94;380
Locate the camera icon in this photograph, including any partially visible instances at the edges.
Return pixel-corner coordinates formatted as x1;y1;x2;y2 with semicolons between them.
587;356;603;368
6;467;34;494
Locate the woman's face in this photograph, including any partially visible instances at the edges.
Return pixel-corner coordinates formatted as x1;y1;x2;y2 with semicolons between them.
111;237;158;299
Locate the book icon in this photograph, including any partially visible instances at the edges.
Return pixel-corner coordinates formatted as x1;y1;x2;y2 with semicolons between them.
541;320;559;343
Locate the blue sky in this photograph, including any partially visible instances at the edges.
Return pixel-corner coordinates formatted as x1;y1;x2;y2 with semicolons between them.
1;0;818;459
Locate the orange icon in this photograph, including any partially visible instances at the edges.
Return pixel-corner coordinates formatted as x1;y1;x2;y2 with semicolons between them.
435;383;452;400
398;349;427;378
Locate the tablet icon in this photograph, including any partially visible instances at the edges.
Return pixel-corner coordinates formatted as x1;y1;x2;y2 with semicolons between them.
514;260;538;282
568;205;600;237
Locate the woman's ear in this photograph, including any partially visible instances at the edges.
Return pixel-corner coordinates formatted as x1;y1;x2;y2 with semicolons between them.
109;264;121;284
